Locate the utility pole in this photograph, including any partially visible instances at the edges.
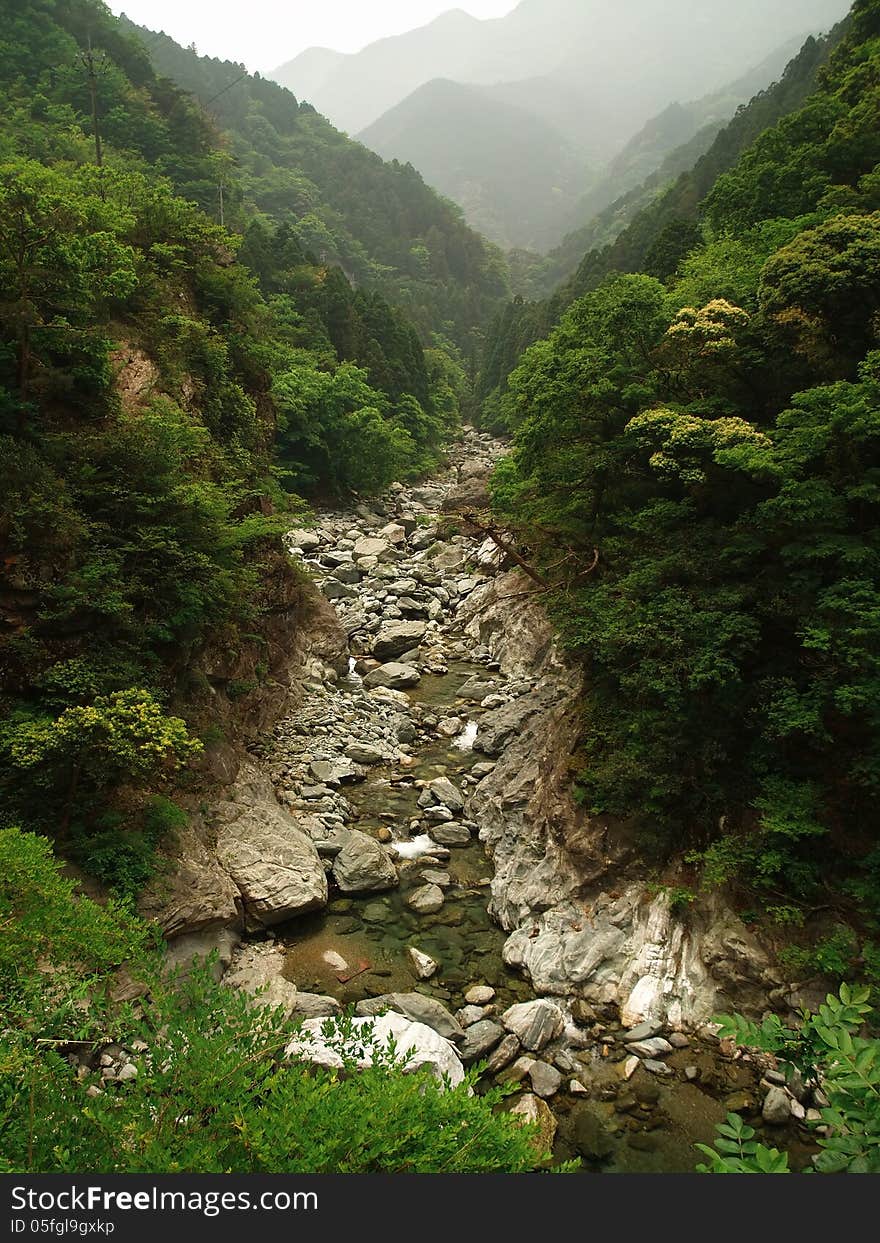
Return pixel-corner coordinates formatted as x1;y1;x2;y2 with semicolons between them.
79;37;105;169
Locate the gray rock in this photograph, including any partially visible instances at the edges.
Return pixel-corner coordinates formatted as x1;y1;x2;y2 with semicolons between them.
458;1020;505;1064
309;759;363;787
624;1022;660;1043
332;832;398;894
502;1000;565;1051
353;537;389;559
373;622;428;662
669;1033;691;1049
345;743;386;766
287;528;322;553
427;777;465;813
215;797;327;929
363;663;421;691
428;824;472;847
407;883;445;914
485;1034;521;1075
356;993;463;1040
763;1086;793;1126
643;1059;674;1077
291;993;343;1020
528;1061;563;1099
465;985;496;1006
626;1037;673;1058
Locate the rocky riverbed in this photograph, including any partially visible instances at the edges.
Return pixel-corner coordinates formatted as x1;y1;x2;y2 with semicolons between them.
167;427;813;1172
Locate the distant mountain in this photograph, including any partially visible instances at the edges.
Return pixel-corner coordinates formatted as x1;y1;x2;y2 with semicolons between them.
118;19;510;353
273;0;851;141
358;79;594;252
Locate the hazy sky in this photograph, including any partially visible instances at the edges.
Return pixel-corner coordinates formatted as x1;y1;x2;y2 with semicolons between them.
107;2;519;71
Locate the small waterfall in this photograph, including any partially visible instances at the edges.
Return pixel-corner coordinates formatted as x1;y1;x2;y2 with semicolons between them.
453;720;478;752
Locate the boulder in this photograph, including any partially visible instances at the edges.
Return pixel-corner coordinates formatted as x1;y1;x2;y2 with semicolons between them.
162;928;241;981
356;993;463;1041
426;777;465;814
353;537;390;559
428;824;471;847
763;1087;793;1126
215;802;327;929
287;1013;464;1088
309;759;363;787
373;622;428;661
223;945;299;1016
501;1000;565;1052
458;1020;505;1064
290;993;343;1020
528;1061;563;1099
363;663;421;691
407;883;445;914
287;528;322;553
332;832;398;894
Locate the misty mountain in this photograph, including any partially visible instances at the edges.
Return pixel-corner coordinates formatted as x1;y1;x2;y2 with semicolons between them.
358;79;594;252
272;0;851;141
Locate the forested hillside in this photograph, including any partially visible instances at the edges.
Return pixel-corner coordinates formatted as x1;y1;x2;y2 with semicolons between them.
478;22;848;415
489;0;880;966
119;17;510;354
0;0;473;895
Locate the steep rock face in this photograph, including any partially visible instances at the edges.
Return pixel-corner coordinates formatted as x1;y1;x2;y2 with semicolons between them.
143;583;347;941
460;571;780;1027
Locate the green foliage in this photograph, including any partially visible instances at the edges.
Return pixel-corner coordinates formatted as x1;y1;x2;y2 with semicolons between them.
0;828;543;1175
696;1112;791;1174
70;796;187;899
488;7;880;903
705;984;880;1174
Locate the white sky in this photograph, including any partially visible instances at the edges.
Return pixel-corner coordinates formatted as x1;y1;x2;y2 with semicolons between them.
107;2;519;72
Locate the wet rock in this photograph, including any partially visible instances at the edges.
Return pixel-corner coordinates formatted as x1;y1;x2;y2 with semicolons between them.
529;1061;563;1099
458;1020;505;1064
373;622;428;662
643;1059;674;1077
408;947;439;980
356;993;463;1040
332;831;398;894
669;1033;690;1049
407;883;445;914
428;824;472;847
572;1106;615;1161
363;663;421;690
465;985;496;1005
502;1000;565;1051
421;869;452;889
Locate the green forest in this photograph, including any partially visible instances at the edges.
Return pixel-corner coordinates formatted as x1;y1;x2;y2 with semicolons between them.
489;0;880;962
1;0;880;1182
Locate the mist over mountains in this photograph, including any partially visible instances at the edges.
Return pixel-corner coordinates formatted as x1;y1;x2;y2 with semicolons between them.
272;0;851;251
